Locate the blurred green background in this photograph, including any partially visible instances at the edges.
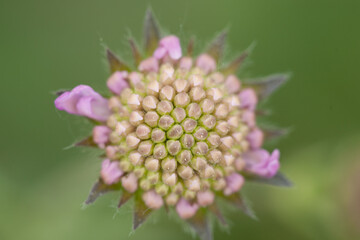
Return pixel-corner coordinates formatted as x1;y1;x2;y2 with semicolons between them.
1;0;360;239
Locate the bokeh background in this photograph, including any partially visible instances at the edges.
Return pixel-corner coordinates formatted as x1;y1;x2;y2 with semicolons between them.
1;0;360;239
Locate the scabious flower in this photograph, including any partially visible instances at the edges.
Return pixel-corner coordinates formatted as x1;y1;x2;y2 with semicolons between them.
55;10;291;240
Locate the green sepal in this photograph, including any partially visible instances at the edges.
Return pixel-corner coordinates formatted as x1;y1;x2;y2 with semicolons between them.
129;38;142;66
247;172;293;187
244;73;291;100
221;193;257;220
187;208;213;240
208;203;227;226
106;48;131;73
206;30;228;62
118;190;133;208
85;179;121;205
133;193;153;230
220;42;256;75
143;8;160;57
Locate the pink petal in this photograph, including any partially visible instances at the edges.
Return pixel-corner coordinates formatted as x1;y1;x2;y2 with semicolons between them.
55;85;99;114
238;88;258;111
242;110;256;128
243;149;280;178
76;96;110;122
93;126;111;148
178;57;193;70
247;128;264;149
142;190;164;209
121;173;138;193
154;35;182;60
196;54;216;74
176;198;199;219
197;191;214;206
101;159;123;185
54;85;110;121
224;173;244;196
138;57;159;72
106;71;129;95
225;75;241;93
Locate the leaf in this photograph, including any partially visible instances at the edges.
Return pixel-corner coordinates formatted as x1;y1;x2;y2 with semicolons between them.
209;203;227;226
106;48;131;73
143;8;160;56
85;179;121;205
129;38;142;66
244;73;291;100
206;30;227;62
187;209;212;240
222;193;257;220
221;42;256;75
133;194;153;230
248;172;293;187
118;191;133;208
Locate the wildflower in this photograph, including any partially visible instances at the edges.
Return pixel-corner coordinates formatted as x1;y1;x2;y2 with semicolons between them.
55;9;291;240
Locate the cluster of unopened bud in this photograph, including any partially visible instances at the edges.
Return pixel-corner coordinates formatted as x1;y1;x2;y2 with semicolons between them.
105;61;249;206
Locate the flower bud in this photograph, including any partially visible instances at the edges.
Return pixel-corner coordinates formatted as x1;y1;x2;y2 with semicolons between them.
135;124;151;139
142;95;158;111
126;133;140;149
189;87;206;102
176;150;192;165
137;140;153;156
159;85;175;101
127;93;142;110
144;111;159;127
171;107;186;123
173;79;189;93
216;121;230;136
186;103;202;119
129;111;144;126
174;92;190;107
153;143;168;159
157;100;173;115
190;156;207;171
188;74;204;87
193;127;208;141
177;165;193;179
180;134;195;149
155;183;169;196
166;140;181;155
200;98;215;114
145;157;159;172
185;175;201;192
215;103;229;119
163;172;178;186
147;80;160;96
129;151;144;166
166;193;179;206
161;157;177;172
151;128;166;143
191;142;209;156
207;88;223;103
147;172;160;185
167;124;184;139
158;115;175;130
182;118;197;133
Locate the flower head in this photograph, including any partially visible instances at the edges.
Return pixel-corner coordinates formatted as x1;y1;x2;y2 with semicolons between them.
54;10;290;240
